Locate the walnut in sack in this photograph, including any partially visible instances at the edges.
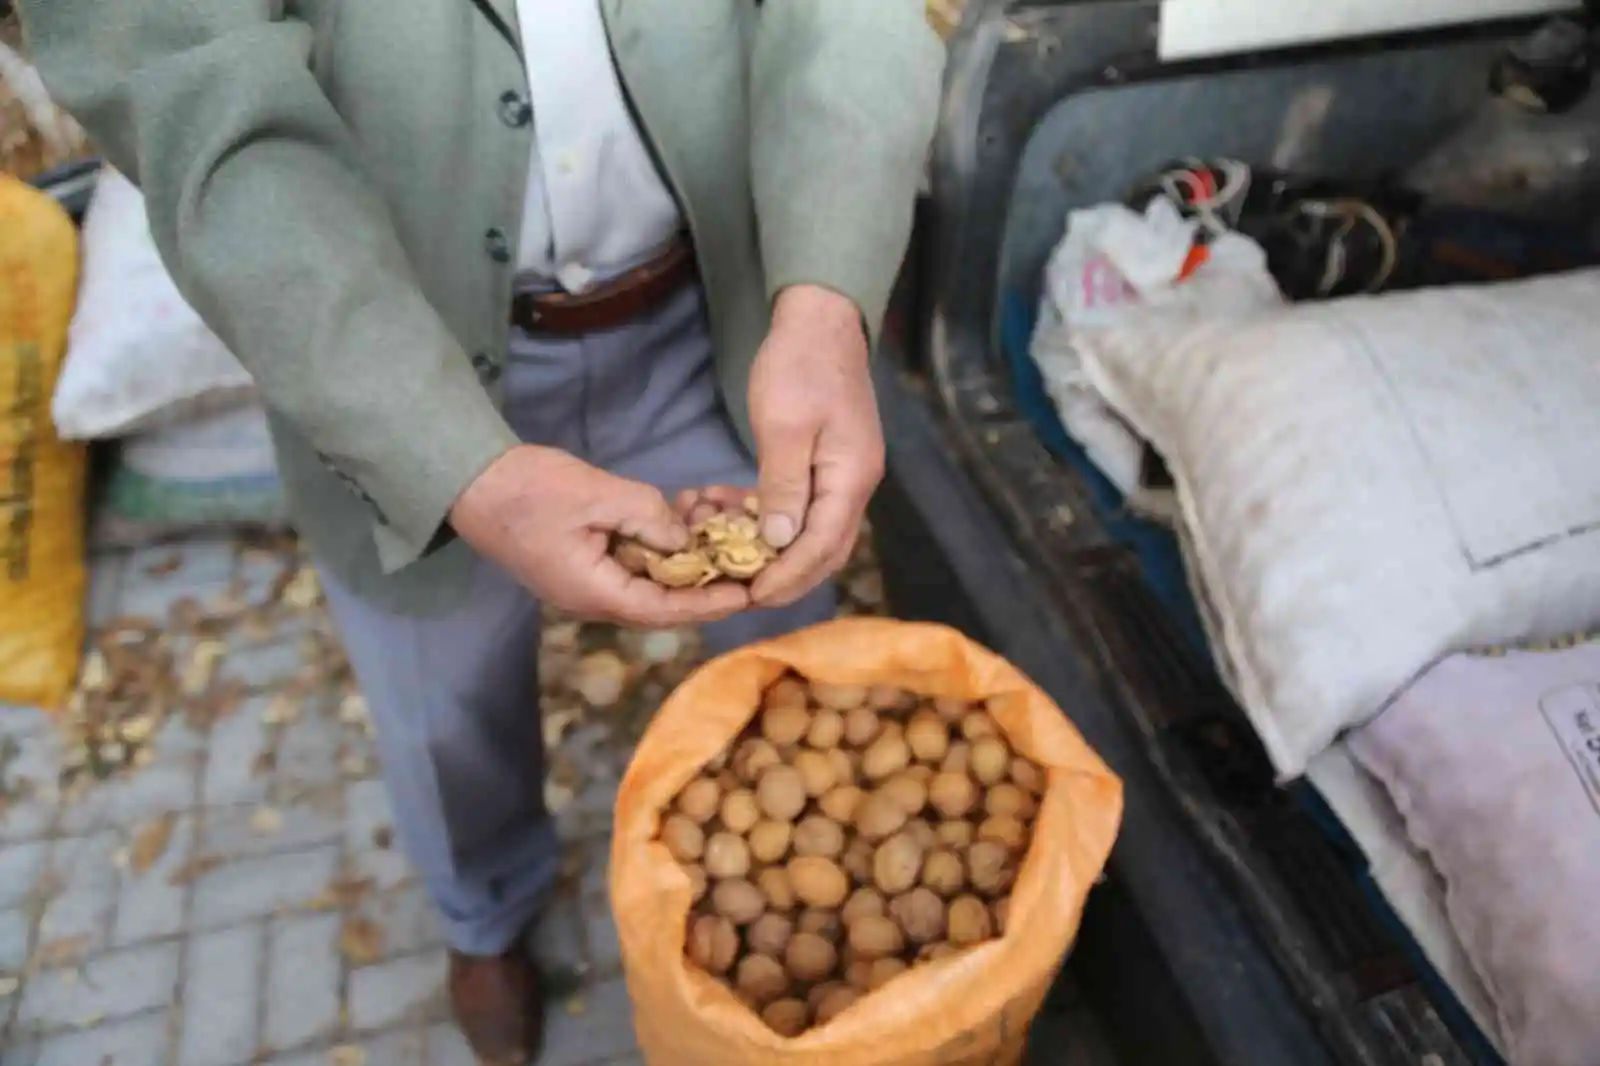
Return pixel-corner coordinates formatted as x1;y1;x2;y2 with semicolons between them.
657;670;1049;1039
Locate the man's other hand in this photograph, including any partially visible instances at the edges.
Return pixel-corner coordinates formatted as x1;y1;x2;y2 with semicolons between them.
748;284;884;607
449;445;752;626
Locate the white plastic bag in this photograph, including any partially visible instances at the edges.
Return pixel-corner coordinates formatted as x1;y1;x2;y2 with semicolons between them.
52;167;254;439
1028;199;1282;513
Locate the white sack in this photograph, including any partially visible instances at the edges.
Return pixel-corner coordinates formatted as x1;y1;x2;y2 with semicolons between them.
1076;268;1600;776
53;167;254;439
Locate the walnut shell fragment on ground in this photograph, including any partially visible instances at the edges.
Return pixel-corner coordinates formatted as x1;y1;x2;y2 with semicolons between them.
612;497;779;588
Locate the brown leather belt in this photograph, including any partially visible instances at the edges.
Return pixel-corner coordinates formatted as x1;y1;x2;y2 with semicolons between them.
510;238;696;335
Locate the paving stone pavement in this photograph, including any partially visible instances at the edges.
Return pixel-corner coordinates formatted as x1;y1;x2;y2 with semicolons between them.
0;534;1117;1066
0;538;645;1066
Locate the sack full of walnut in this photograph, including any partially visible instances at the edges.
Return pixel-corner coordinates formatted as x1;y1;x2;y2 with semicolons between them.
0;174;88;709
611;617;1123;1066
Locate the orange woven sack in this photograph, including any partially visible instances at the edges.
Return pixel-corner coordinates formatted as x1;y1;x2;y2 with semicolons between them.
611;617;1123;1066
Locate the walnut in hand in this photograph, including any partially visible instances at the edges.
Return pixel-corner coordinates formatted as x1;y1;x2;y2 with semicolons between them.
613;495;779;588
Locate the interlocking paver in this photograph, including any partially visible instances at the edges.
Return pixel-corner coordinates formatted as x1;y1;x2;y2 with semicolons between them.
219;637;310;690
85;552;129;626
348;949;449;1033
356;883;442;960
200;789;343;860
0;536;686;1066
0;714;65;842
0;906;32;971
358;1026;431;1065
264;911;341;1052
543;977;637;1066
33;829;120;953
179;923;263;1066
112;813;195;946
17;940;180;1032
0;837;47;910
530;889;590;986
33;874;116;957
9;1009;171;1066
57;756;199;833
346;778;409;890
427;1022;480;1066
275;710;345;795
190;846;340;929
118;541;236;620
580;880;622;978
202;697;273;807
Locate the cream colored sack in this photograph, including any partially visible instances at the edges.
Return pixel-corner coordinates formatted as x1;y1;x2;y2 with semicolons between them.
612;618;1123;1066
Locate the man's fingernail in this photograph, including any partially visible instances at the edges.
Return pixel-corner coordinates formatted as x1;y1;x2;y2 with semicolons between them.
763;514;797;549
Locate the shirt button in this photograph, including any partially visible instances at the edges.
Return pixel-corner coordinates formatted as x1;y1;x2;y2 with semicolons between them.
470;351;502;385
483;227;511;264
497;89;532;128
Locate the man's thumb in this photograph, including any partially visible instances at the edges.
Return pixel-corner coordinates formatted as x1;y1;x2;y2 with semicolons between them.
607;482;690;555
757;441;813;550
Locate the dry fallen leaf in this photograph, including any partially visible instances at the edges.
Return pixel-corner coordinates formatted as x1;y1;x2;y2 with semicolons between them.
249;807;284;836
638;629;685;665
117;712;156;745
77;650;109;692
181;641;227;696
307;874;375;911
130;813;177;876
544;780;576;815
337;694;371;731
541;708;580;750
144;552;183;577
329;1046;367;1066
282;566;322;609
169;855;224;887
261;695;300;727
0;975;19;998
339;753;370;779
339;917;385;967
28;935;90;973
572;651;628;709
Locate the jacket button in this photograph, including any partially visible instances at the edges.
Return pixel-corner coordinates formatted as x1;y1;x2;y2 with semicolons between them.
497;89;532;128
484;227;511;264
471;351;502;385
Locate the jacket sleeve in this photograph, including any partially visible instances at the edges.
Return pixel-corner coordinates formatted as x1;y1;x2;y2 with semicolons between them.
18;0;519;571
748;0;944;346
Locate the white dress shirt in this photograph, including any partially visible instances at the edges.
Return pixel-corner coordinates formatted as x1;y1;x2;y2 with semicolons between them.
513;0;684;293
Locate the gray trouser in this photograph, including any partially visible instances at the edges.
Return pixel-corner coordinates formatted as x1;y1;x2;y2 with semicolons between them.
319;285;835;955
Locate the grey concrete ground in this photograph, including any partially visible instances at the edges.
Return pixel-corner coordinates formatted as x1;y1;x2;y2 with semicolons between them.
0;534;1115;1066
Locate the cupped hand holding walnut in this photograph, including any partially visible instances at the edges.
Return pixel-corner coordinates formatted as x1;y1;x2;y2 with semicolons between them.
612;487;780;588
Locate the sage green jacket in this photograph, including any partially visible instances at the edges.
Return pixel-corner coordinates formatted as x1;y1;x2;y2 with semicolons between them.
20;0;943;613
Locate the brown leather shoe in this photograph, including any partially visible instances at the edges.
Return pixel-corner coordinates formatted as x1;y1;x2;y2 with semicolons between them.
449;947;545;1066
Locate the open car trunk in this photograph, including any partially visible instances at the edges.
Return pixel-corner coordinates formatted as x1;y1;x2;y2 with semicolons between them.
869;3;1600;1065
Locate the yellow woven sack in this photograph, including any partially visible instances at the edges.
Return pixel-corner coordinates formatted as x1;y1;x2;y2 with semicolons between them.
0;174;87;709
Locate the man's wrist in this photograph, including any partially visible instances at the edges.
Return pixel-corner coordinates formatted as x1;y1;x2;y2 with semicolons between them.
774;280;864;329
772;284;867;346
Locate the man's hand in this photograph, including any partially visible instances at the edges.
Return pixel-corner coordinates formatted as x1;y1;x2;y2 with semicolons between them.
748;284;884;607
450;445;751;626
